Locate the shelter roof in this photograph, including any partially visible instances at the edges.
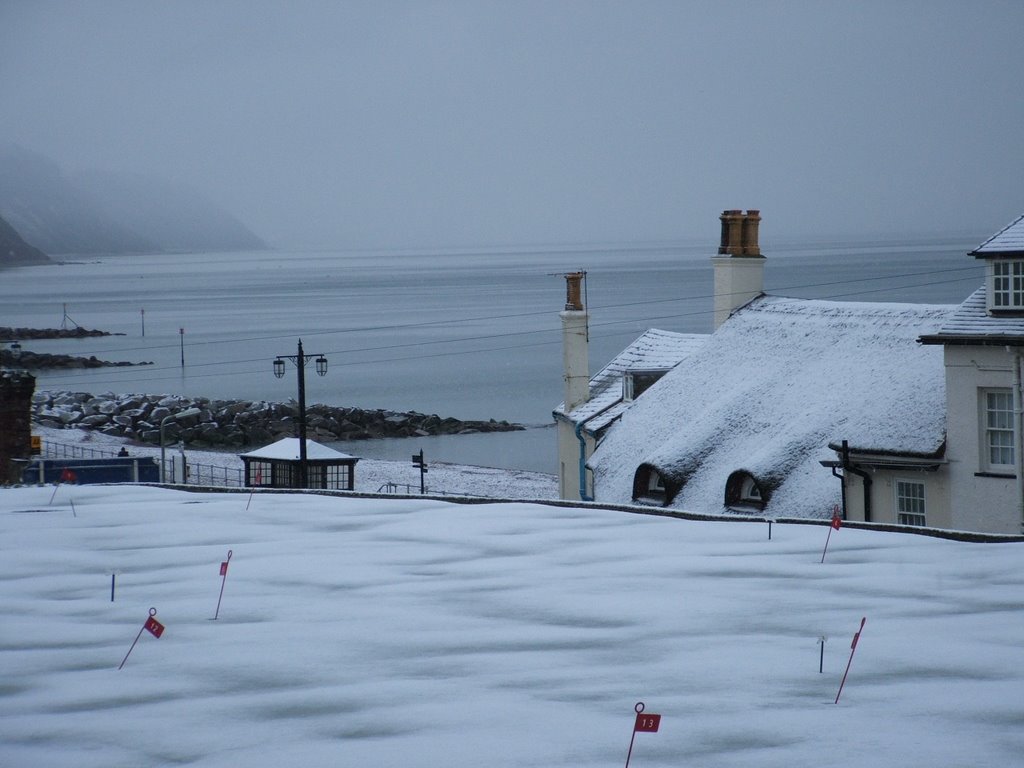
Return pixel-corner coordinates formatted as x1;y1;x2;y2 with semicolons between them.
239;437;357;462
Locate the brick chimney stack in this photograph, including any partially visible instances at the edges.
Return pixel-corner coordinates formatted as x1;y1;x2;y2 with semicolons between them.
712;209;765;329
0;370;35;484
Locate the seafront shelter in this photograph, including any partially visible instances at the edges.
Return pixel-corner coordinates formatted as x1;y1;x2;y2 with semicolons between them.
240;437;358;490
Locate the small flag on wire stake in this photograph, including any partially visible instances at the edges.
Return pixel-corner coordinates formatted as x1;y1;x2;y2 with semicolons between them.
820;504;842;563
119;607;165;669
245;468;262;510
624;701;661;768
835;617;866;703
213;549;233;620
49;467;77;505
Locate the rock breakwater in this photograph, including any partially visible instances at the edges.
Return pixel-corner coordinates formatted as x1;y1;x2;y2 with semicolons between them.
33;391;523;448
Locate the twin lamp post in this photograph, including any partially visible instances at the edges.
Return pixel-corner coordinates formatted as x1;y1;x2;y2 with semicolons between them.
274;339;328;488
158;340;327;487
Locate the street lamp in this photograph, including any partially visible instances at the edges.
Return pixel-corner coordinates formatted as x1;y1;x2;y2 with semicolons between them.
272;339;327;488
160;408;201;483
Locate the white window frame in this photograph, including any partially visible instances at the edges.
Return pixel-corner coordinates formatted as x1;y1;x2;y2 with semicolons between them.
981;388;1015;472
989;260;1024;310
894;478;926;527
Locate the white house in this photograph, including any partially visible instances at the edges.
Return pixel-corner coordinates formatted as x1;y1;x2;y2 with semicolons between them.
916;214;1024;533
552;272;706;501
556;210;1024;534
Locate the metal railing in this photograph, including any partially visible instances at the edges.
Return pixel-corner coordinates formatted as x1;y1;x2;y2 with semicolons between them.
43;440;242;488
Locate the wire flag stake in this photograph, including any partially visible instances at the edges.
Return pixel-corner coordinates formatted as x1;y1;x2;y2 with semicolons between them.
213;550;232;620
835;617;866;703
624;702;661;768
821;505;842;563
119;607;164;670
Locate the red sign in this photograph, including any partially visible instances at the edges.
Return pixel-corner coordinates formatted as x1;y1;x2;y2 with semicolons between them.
220;561;229;576
60;468;77;484
634;713;661;733
144;616;165;638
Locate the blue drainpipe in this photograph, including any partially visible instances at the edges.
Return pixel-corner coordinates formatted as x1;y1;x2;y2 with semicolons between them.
574;419;594;501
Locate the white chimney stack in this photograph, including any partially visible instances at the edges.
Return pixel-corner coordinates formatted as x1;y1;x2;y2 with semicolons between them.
560;271;589;413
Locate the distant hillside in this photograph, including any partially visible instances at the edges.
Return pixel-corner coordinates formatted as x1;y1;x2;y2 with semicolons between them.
74;169;266;253
0;144;265;255
0;213;50;266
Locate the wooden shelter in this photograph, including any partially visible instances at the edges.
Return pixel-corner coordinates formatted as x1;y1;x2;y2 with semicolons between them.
240;437;358;490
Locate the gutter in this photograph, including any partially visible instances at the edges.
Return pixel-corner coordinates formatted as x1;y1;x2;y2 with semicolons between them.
840;439;872;523
569;402;619;502
1013;351;1024;533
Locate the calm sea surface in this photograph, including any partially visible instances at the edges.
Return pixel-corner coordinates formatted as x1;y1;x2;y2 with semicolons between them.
1;237;984;472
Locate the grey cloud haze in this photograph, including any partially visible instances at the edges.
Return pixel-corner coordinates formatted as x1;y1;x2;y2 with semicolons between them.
1;0;1021;249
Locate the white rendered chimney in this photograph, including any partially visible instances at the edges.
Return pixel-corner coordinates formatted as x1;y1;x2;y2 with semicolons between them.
712;209;764;329
560;272;589;412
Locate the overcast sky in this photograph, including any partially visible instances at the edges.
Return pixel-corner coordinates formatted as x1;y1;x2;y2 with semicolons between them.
1;1;1021;250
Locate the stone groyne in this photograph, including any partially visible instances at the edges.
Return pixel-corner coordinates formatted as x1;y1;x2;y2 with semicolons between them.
33;391;523;448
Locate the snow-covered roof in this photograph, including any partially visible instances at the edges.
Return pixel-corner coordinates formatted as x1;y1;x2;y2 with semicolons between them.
919;286;1024;344
554;328;707;433
970;213;1024;256
590;295;955;519
239;437;357;462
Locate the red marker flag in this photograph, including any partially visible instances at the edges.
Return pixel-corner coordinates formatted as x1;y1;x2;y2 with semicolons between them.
625;702;661;768
821;505;842;563
119;607;165;669
220;560;229;576
634;712;661;733
144;615;165;638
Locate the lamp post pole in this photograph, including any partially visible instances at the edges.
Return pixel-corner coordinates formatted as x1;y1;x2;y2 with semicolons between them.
273;339;327;489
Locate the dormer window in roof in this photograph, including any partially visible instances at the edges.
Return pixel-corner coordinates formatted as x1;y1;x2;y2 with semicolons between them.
988;260;1024;312
724;470;767;511
622;368;670;402
632;463;675;506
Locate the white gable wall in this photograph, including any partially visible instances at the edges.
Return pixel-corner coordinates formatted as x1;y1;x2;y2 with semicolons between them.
844;469;952;529
943;344;1022;533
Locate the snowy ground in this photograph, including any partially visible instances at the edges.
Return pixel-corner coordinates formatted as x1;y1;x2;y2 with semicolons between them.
1;481;1022;767
35;425;559;500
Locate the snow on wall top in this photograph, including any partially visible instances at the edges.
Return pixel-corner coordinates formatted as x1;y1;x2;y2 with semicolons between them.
970;213;1024;256
239;437;357;461
589;295;955;519
554;328;707;431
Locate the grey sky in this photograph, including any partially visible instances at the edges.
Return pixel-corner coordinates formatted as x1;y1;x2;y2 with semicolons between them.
1;0;1021;249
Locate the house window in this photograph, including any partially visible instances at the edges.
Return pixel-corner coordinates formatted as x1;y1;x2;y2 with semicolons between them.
982;389;1015;471
991;261;1024;309
623;369;668;402
895;480;926;527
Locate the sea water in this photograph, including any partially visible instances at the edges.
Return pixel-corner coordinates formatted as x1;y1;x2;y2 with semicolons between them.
0;237;984;472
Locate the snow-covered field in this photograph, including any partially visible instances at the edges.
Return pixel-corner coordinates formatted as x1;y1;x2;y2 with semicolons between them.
1;481;1022;767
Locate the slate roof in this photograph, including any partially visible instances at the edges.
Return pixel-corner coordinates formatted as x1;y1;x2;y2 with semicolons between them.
554;328;707;433
589;295;955;519
919;286;1024;345
240;437;357;462
970;213;1024;257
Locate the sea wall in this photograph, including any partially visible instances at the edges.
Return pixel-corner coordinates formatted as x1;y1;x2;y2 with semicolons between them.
33;390;522;448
